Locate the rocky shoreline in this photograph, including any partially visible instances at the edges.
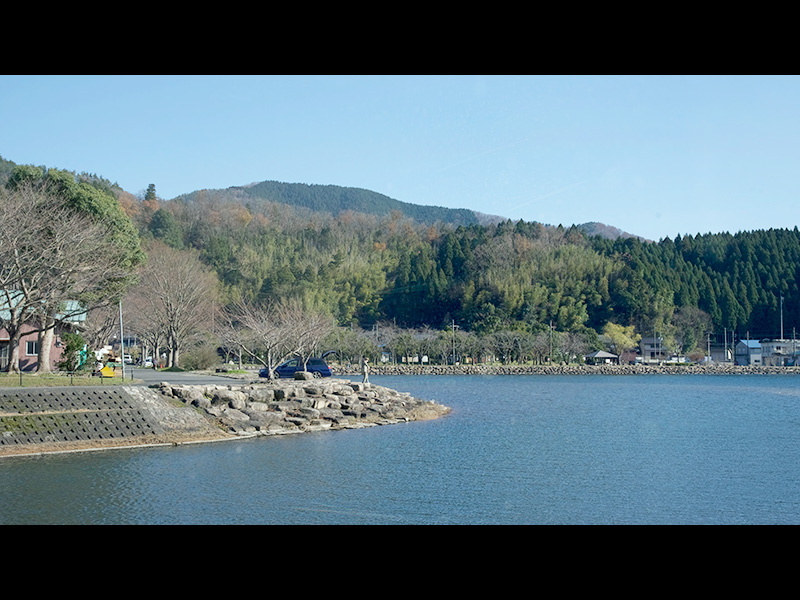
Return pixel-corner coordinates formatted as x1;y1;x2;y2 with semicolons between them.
0;375;452;458
160;375;451;438
343;363;800;376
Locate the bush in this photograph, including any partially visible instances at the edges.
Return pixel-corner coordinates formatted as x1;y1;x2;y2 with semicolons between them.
180;342;220;371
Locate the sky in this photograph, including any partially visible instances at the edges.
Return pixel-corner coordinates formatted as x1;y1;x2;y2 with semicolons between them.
2;74;800;242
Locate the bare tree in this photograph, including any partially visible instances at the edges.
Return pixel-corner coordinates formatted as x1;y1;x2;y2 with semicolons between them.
220;301;278;372
491;329;520;364
531;331;551;365
224;299;334;377
363;321;400;364
278;301;335;369
123;300;167;368
324;326;375;368
125;242;219;369
560;331;590;364
216;309;248;367
81;305;120;354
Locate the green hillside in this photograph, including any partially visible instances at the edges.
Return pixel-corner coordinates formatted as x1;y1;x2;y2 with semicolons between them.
5;154;800;361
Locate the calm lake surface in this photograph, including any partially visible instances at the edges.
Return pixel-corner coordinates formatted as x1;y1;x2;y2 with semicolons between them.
2;374;799;525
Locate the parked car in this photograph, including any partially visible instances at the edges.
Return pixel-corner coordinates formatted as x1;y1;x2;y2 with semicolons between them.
259;357;332;379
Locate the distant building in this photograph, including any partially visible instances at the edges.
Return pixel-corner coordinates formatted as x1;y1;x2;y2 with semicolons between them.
760;339;799;366
585;350;618;365
735;340;762;366
709;342;732;363
1;293;86;372
640;337;667;363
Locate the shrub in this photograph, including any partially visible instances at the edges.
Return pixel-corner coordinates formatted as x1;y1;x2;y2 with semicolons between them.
180;341;220;370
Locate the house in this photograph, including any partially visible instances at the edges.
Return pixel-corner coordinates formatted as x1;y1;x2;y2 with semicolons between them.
0;295;87;372
735;340;762;366
708;341;733;363
640;336;668;363
0;323;62;371
585;350;618;365
760;339;799;366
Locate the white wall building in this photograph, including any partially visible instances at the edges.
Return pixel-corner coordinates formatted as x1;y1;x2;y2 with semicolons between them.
760;339;799;366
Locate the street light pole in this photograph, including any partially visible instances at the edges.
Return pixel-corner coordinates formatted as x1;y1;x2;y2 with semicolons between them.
119;300;125;381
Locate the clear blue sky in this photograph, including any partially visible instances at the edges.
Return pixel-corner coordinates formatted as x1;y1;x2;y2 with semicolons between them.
2;74;799;241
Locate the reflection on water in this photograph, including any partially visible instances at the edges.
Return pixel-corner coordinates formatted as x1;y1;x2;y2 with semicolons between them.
2;374;799;524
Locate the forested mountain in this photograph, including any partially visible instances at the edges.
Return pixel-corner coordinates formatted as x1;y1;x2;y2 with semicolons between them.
3;154;799;357
132;179;800;352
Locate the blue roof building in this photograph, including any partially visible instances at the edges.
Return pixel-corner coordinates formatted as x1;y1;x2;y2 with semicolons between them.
735;340;762;366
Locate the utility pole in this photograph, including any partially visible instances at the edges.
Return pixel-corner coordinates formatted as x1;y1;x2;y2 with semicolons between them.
451;320;459;365
653;325;657;364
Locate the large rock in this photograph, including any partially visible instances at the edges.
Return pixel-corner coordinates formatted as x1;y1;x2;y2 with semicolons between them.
213;389;247;409
148;378;451;440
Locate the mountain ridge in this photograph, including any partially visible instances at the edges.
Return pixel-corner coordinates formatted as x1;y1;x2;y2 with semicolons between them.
173;179;637;239
174;180;488;227
0;154;638;239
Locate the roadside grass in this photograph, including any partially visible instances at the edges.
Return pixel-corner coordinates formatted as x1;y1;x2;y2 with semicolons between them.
0;372;143;387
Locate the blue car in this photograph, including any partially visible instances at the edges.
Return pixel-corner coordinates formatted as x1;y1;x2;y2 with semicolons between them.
259;357;332;379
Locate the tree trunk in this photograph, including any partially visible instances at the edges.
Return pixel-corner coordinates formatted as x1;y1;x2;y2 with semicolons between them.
7;330;22;373
37;326;55;373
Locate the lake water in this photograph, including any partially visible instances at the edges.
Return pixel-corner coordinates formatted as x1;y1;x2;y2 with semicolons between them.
2;374;799;525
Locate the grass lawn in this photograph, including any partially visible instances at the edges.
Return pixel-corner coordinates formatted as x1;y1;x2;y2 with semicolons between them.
0;372;141;387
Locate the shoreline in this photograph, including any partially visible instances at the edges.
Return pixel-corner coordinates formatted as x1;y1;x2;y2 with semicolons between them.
326;363;800;377
3;364;797;459
0;377;450;459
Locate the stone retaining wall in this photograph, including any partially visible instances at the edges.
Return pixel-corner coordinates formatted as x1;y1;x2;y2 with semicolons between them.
0;386;226;456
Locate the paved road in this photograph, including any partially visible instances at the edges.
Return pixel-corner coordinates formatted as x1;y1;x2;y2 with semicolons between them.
127;367;257;387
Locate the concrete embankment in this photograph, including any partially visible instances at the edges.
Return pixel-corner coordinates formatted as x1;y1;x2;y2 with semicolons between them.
0;385;229;457
0;376;450;458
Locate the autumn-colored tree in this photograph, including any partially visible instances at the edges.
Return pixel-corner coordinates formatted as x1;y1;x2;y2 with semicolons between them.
602;322;641;356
